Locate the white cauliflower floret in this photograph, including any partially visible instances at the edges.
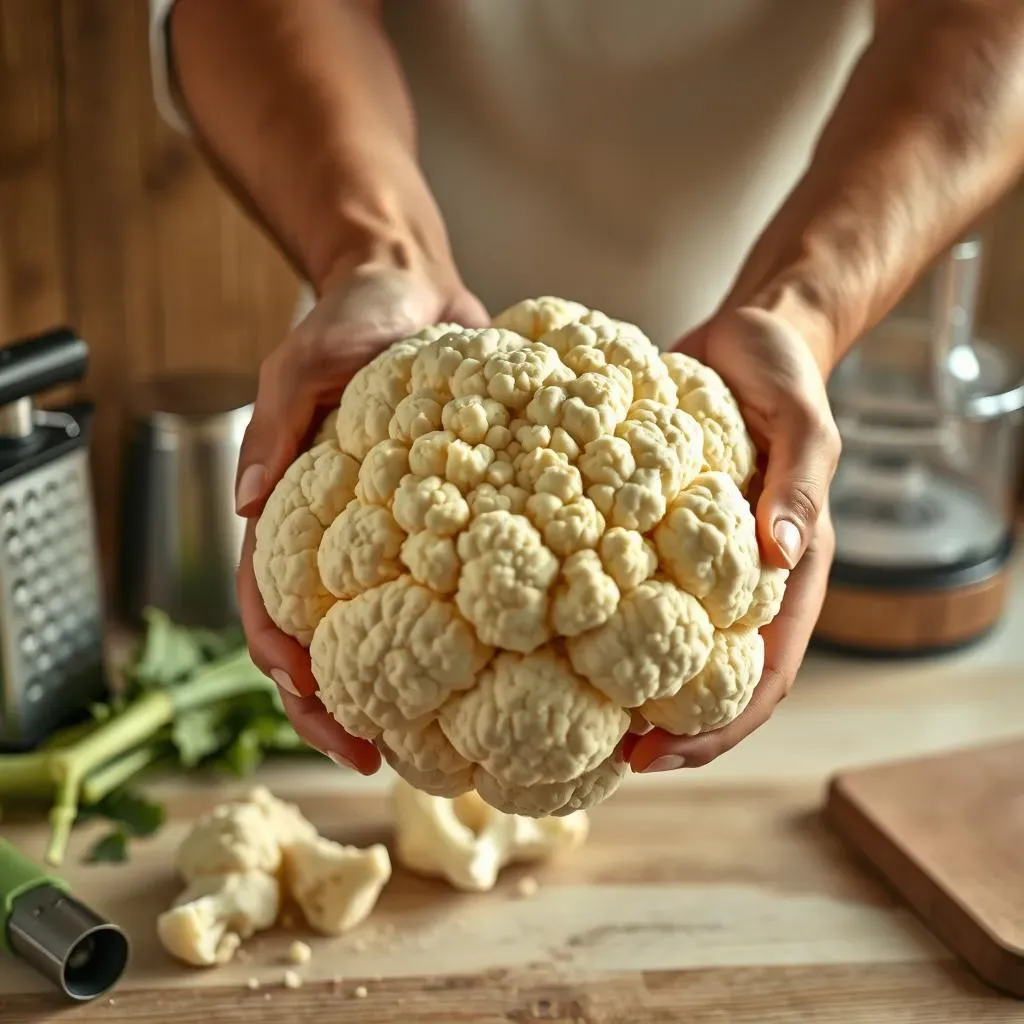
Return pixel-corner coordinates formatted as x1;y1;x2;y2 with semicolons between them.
661;351;728;401
641;627;765;736
282;836;392;936
598;527;658;591
381;719;476;798
355;439;410;506
439;649;629;791
253;441;359;645
159;788;393;968
677;385;757;493
313;407;340;445
492;295;591;340
256;297;787;820
318;502;405;598
737;565;790;628
474;749;627;818
391;778;589;892
311;576;492;737
176;800;287;882
336;343;422;459
653;472;761;629
245;786;321;847
551;549;620;637
455;511;560;653
157;872;280;968
567;579;715;706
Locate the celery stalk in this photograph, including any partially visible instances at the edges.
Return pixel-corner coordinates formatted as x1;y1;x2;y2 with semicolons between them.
0;649;275;865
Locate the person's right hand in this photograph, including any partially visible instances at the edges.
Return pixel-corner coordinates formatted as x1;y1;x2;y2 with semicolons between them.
233;261;489;774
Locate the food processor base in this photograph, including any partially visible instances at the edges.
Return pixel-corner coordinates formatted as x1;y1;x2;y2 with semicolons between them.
812;532;1016;658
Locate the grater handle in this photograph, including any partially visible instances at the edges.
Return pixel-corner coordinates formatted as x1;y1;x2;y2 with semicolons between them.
0;328;88;407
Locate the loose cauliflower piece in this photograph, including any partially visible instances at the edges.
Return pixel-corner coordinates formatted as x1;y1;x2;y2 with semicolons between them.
283;836;392;936
176;798;290;882
391;778;589;892
256;297;787;818
160;788;394;968
157;872;280;968
641;627;765;736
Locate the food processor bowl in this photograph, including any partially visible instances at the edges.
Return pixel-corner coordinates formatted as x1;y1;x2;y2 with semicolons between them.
817;314;1024;657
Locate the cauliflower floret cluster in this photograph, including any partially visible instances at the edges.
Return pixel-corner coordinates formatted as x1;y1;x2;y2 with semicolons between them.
157;787;391;967
254;297;788;817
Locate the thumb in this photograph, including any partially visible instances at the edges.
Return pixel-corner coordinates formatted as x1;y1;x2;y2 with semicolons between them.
756;405;840;569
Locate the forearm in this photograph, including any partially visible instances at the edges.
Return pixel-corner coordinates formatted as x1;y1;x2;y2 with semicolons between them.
169;0;451;292
724;0;1024;373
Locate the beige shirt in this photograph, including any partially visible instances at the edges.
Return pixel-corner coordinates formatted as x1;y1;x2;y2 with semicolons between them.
150;0;873;346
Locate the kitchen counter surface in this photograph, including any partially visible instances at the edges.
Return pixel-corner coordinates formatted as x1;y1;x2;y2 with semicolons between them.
2;556;1024;1023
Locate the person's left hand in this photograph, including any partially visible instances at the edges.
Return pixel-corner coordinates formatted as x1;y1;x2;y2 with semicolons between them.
627;306;840;774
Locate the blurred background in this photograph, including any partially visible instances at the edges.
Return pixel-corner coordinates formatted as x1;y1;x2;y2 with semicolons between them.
0;1;299;595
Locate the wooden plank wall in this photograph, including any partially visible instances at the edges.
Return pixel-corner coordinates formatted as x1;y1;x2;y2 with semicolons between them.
1;0;1023;600
0;0;299;593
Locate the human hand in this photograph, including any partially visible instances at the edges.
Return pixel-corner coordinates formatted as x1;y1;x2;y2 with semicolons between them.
628;306;840;773
233;261;488;773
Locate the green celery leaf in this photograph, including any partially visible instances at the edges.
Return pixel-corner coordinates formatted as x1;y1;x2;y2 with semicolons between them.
90;788;165;837
192;625;245;661
126;608;209;692
252;716;304;750
84;831;129;864
218;727;265;777
172;706;231;767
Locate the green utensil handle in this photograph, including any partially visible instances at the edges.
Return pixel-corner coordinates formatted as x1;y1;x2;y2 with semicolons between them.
0;839;68;952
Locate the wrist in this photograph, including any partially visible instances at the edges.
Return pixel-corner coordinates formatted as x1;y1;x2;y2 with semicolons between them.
306;148;456;297
744;263;841;380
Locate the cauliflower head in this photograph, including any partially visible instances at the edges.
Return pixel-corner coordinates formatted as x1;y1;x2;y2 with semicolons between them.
254;297;788;817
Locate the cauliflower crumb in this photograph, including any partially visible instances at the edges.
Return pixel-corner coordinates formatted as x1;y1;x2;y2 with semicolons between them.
283;969;303;990
246;977;261;991
255;297;787;820
353;985;369;999
515;875;539;898
287;940;313;966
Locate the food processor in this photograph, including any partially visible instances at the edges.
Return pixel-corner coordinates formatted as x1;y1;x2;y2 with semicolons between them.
815;236;1024;656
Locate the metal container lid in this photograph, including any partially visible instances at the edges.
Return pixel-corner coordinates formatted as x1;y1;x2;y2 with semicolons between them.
129;372;257;442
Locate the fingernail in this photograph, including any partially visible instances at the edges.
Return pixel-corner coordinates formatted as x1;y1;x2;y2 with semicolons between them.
270;668;299;696
640;754;686;774
773;518;802;567
235;464;267;515
327;751;358;772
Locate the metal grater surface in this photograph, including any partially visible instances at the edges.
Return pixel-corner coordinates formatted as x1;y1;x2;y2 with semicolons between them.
0;446;106;747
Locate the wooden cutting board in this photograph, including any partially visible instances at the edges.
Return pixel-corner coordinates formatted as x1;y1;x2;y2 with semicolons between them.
0;763;998;1024
826;737;1024;999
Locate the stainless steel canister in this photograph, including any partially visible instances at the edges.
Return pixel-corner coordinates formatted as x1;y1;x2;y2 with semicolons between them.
116;372;255;630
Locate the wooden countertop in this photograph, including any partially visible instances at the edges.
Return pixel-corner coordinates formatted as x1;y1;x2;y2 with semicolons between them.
2;557;1024;1023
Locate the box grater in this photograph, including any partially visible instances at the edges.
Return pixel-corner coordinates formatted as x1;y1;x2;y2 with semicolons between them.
0;328;108;751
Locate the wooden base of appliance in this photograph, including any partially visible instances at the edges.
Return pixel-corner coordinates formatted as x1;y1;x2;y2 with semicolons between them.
825;739;1024;999
812;563;1010;656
